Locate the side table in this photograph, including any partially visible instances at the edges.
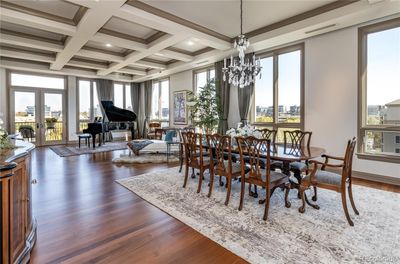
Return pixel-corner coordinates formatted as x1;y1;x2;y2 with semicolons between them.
166;141;182;163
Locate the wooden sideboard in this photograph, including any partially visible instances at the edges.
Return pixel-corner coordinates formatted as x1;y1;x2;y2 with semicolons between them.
1;141;37;264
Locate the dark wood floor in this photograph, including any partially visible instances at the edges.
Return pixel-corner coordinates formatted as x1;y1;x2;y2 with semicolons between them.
30;147;399;264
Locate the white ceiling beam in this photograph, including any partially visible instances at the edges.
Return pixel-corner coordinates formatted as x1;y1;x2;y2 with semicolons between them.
76;49;124;63
67;59;107;70
0;7;76;36
155;49;193;62
50;0;126;70
97;34;185;76
116;68;146;76
130;60;166;70
0;58;133;82
0;32;64;52
0;48;54;63
91;32;148;51
116;4;231;50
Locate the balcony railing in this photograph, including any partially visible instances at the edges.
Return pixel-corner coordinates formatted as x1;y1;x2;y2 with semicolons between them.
15;121;64;141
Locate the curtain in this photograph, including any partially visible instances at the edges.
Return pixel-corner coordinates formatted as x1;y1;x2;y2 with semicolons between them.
237;54;255;126
215;60;230;134
142;80;152;138
95;79;114;121
131;82;140;137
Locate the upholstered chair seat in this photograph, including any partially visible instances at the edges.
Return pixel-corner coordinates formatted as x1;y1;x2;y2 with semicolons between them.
303;170;341;186
289;161;308;171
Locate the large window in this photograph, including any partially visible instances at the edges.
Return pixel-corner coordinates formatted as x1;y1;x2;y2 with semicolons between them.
151;79;170;123
358;19;400;162
77;79;101;131
194;67;215;94
253;44;304;142
113;83;132;110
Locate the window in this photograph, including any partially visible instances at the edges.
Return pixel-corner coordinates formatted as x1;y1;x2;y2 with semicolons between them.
113;83;132;110
396;148;400;154
194;67;215;94
358;19;400;162
151;79;170;123
11;73;65;89
253;44;304;142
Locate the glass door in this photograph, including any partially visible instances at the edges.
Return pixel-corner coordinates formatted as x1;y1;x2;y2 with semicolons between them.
12;90;39;143
10;89;66;146
41;91;66;145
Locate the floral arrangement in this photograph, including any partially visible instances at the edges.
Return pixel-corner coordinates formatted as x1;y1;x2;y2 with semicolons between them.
226;125;262;138
0;118;15;150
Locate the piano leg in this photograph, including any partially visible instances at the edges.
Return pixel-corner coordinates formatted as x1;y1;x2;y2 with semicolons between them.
92;134;96;149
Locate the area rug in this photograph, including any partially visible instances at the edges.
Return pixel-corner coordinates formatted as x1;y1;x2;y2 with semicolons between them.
50;141;128;157
117;167;400;264
113;154;179;164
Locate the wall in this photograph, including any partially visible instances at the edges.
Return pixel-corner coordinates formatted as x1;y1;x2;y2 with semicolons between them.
168;70;193;127
67;76;77;141
305;26;399;179
0;68;7;129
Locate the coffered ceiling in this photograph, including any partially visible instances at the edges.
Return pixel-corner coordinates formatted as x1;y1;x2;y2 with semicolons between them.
0;0;399;82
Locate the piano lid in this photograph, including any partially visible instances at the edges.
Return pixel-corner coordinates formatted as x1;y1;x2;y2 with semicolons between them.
101;101;137;122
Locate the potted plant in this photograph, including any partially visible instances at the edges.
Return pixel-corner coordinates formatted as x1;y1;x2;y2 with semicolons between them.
0;118;15;151
45;117;58;129
187;78;221;134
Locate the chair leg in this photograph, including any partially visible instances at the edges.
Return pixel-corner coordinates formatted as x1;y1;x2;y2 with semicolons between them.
341;190;354;226
348;182;359;215
225;177;232;206
284;183;291;208
197;168;204;193
219;176;224;186
312;186;317;201
183;164;189;188
191;167;195;179
238;179;245;211
179;150;184;173
208;169;214;198
263;188;271;221
298;186;306;213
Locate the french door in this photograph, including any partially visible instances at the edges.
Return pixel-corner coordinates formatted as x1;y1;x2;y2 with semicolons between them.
10;88;67;146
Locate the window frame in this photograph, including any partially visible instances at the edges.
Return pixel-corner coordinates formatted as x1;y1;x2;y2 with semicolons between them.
251;43;305;140
151;77;170;123
357;18;400;163
193;66;215;94
76;78;97;132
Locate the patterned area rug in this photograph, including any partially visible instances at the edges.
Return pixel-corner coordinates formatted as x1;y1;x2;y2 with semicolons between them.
50;141;128;157
113;154;179;164
117;167;400;264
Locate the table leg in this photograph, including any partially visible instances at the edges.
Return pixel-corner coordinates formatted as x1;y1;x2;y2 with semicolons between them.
79;137;81;148
167;144;170;163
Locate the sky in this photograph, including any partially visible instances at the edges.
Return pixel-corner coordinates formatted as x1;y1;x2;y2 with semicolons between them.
255;50;301;108
367;27;400;105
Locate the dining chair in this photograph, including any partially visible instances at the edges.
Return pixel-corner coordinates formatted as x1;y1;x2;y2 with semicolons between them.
182;132;213;194
283;130;312;182
178;127;196;173
236;136;291;221
298;138;359;226
206;134;248;205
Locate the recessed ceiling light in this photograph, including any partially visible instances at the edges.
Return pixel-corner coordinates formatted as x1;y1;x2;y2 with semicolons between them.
187;40;194;46
105;43;112;47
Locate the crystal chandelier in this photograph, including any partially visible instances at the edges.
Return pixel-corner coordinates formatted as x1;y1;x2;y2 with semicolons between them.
222;0;262;88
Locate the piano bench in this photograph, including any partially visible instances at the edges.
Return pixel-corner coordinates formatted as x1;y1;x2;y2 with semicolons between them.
78;134;91;148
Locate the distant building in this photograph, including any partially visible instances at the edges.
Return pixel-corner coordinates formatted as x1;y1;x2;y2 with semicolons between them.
278;105;286;113
382;99;400;154
26;106;35;115
289;105;300;115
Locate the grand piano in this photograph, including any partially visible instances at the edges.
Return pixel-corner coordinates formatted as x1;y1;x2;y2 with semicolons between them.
83;101;137;148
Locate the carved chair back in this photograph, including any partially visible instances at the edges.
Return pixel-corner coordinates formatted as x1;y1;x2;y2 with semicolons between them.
256;128;277;144
283;130;312;149
184;132;205;167
206;134;232;175
236;136;271;186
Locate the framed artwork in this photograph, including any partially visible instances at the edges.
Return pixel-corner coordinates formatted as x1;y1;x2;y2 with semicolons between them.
173;90;188;125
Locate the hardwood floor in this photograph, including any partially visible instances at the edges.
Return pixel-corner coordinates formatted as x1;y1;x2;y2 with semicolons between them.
30;147;246;264
30;147;399;263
